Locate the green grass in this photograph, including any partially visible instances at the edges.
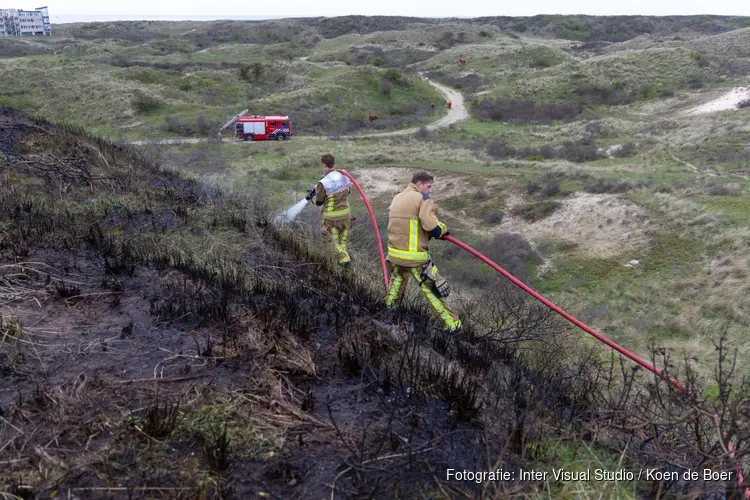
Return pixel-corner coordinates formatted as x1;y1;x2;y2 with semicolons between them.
483;47;717;103
530;227;726;372
530;438;637;499
449;118;543;146
695;195;750;221
177;404;280;460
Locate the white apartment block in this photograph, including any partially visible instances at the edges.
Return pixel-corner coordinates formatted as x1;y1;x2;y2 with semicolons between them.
0;6;51;36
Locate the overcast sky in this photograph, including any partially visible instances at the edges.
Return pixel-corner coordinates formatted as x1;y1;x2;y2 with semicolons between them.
37;0;750;23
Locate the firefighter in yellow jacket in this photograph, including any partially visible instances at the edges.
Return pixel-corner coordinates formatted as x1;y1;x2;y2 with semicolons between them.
385;171;461;332
306;153;353;268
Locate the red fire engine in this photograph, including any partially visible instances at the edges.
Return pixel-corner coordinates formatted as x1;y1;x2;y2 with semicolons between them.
234;115;292;141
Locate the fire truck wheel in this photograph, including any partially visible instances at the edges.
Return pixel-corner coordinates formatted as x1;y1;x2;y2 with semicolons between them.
245;134;254;141
278;134;287;141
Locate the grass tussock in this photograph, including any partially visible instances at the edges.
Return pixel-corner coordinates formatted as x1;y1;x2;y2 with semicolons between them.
511;200;563;222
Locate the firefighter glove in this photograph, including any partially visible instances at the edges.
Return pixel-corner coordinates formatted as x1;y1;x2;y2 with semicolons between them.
422;263;450;299
420;262;437;283
434;279;451;298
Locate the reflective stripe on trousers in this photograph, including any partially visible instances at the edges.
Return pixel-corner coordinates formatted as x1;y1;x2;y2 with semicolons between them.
385;264;461;332
386;273;403;307
325;223;351;264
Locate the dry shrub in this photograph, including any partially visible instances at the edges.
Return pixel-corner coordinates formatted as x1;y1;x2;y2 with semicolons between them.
704;180;741;196
611;141;637;157
130;90;161;114
557;138;603;162
473;97;580;124
584;178;649;194
511;200;562;223
483;210;504;224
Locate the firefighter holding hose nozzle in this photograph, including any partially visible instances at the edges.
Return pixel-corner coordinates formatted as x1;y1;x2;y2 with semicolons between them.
305;153;353;269
385;171;461;332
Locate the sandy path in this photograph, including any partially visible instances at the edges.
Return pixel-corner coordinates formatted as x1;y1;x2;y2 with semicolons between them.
326;78;468;139
129;78;468;145
131;137;209;145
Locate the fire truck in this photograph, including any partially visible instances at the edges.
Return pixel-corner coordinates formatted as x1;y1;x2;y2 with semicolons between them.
234;115;292;141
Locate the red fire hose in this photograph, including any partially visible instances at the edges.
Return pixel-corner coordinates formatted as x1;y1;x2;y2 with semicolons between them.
442;234;747;496
442;235;685;390
336;169;389;291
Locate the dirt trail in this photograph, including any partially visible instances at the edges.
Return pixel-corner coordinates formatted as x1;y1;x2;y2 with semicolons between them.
129;78;468;146
131;137;209;145
329;78;468;139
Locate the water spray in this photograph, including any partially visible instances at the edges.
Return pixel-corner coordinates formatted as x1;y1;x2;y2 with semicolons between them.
275;198;309;224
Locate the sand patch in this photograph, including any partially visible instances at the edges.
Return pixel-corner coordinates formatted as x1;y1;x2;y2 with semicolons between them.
350;167;478;200
688;87;750;115
349;167;411;199
501;192;652;259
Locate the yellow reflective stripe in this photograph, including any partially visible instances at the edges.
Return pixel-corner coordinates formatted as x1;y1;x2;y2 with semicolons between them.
330;227;340;254
327;194;335;213
386;274;403;307
322;208;351;219
411;268;460;331
339;228;350;263
329;227;351;263
388;246;429;261
408;219;418;252
437;221;446;234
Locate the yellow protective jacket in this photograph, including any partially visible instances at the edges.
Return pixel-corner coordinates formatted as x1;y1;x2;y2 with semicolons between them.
314;181;351;222
387;183;447;267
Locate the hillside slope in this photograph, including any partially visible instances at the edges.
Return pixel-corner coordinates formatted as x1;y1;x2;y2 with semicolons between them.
0;107;567;497
2;107;749;498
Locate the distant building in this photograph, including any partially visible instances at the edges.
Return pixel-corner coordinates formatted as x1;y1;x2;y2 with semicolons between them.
0;6;51;36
